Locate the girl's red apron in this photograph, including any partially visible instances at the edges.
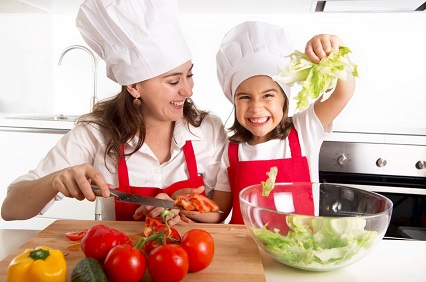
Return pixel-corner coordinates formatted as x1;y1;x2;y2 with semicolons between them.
115;141;204;221
227;127;314;224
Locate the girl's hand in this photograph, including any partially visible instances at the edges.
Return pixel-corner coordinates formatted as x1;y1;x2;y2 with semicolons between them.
305;34;344;63
52;163;110;202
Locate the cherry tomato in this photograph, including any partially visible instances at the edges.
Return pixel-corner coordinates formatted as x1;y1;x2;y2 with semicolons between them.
180;229;215;272
81;224;131;263
104;244;146;282
143;224;181;255
65;229;88;241
148;244;188;282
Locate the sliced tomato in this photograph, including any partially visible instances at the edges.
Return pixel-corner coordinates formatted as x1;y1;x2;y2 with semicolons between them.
174;194;219;213
143;216;163;237
65;229;88;241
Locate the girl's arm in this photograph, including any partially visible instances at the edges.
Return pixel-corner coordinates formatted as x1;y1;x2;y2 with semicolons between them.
305;34;356;128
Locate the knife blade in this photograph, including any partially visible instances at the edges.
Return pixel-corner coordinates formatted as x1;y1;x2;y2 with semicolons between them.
91;186;223;213
91;186;178;209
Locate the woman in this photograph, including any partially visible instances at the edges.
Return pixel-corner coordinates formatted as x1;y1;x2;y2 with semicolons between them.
1;0;226;224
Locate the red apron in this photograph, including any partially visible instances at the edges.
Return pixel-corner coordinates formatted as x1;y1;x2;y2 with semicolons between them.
227;127;313;224
115;141;204;221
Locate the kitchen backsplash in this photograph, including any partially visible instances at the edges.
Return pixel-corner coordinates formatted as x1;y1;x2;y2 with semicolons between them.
0;11;425;133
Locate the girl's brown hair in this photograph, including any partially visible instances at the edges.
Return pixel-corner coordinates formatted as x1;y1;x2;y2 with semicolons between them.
77;86;208;168
228;89;293;143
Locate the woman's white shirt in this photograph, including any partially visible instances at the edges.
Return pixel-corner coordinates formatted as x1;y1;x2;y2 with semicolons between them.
8;114;227;220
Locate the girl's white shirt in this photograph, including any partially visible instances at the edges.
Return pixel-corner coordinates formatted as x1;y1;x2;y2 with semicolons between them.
215;103;332;193
8;114;227;220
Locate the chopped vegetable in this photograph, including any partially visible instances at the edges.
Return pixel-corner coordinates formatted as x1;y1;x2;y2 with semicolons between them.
252;215;377;270
261;167;278;196
174;194;219;213
274;46;359;110
7;246;66;282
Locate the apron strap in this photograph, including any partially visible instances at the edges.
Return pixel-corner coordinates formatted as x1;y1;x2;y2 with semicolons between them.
182;141;199;179
118;145;129;187
288;127;302;157
228;142;239;167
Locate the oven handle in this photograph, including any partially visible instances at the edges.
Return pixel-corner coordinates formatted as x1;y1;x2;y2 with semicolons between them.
331;183;426;196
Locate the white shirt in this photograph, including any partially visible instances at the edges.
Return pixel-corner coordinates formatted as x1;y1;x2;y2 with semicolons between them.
9;114;227;220
215;103;331;192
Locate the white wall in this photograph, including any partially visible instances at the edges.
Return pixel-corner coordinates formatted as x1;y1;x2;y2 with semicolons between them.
1;11;425;132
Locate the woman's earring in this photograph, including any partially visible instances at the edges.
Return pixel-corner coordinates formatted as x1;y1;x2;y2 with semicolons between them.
133;98;141;107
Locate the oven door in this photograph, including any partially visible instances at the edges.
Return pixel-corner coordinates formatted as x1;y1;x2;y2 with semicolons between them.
319;172;426;240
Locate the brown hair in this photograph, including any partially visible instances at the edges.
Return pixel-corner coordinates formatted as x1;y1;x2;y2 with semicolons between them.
228;90;293;143
77;86;208;168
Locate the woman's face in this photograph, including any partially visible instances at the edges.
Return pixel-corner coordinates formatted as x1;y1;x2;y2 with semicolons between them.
234;75;285;145
137;60;194;123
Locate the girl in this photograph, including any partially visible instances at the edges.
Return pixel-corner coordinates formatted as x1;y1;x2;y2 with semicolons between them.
194;21;356;224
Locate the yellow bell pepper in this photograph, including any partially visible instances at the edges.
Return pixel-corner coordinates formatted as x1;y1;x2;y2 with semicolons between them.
7;246;66;282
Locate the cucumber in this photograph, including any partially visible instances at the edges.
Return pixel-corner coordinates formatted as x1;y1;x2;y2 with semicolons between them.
71;257;108;282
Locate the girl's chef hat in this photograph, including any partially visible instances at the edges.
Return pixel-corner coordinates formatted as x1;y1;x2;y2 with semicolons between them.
216;21;293;104
76;0;191;86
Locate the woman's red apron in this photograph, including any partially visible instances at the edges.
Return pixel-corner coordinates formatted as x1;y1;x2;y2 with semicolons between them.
227;127;314;225
115;141;204;221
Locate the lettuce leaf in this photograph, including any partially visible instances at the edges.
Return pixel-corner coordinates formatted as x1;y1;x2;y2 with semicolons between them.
252;215;377;270
261;167;278;196
274;46;359;111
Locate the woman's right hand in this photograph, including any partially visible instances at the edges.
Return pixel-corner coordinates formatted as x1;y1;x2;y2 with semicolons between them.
52;163;111;202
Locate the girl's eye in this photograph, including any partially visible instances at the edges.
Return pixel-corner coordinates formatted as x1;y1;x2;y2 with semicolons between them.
187;73;194;78
169;80;179;85
264;93;274;98
238;95;250;100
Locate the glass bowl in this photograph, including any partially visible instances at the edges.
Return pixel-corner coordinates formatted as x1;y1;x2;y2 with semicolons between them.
239;182;393;271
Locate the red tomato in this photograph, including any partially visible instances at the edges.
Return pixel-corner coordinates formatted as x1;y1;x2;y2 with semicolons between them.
143;216;163;237
104;244;146;282
143;224;182;255
148;244;188;282
180;229;215;272
80;224;131;263
64;229;88;241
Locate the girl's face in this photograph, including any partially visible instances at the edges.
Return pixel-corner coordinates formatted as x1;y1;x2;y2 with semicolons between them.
136;61;194;124
234;75;285;145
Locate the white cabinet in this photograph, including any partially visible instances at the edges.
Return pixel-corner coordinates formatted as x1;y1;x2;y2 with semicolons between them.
0;128;95;230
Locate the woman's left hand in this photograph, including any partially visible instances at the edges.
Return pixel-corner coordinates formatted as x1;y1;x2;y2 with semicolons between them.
133;193;184;226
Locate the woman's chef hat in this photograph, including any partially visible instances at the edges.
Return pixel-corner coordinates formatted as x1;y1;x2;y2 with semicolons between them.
76;0;192;86
216;21;293;104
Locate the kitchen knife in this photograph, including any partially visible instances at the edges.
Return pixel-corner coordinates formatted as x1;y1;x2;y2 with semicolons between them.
91;186;178;209
91;186;223;213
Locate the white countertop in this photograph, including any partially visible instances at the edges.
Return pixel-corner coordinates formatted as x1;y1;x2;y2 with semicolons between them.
0;114;76;131
1;228;425;281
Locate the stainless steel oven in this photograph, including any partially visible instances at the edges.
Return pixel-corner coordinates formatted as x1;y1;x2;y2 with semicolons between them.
319;135;426;240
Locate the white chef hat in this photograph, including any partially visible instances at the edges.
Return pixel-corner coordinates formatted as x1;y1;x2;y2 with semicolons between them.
76;0;192;86
216;21;293;104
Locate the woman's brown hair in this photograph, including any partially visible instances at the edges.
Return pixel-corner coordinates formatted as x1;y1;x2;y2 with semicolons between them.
228;88;293;143
77;86;208;169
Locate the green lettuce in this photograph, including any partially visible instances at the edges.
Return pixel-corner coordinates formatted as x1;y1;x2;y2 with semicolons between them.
261;167;278;196
252;215;377;270
274;46;359;110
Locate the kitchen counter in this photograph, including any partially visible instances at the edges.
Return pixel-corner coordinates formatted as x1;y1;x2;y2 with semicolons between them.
1;224;425;281
0;114;76;132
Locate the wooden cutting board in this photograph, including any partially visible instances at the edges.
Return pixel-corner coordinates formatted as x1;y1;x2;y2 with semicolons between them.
0;220;266;281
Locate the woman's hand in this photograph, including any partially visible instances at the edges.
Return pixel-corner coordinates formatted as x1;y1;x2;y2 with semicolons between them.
133;186;206;225
52;163;111;202
305;34;344;63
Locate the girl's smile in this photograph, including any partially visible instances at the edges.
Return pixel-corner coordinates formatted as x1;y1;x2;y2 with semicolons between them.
235;75;285;145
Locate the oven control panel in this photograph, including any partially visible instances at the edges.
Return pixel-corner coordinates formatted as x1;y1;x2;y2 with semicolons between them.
319;141;426;178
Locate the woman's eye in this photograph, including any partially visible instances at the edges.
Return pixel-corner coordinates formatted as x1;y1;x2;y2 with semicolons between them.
187;73;194;78
238;95;250;100
264;93;274;98
170;80;179;85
